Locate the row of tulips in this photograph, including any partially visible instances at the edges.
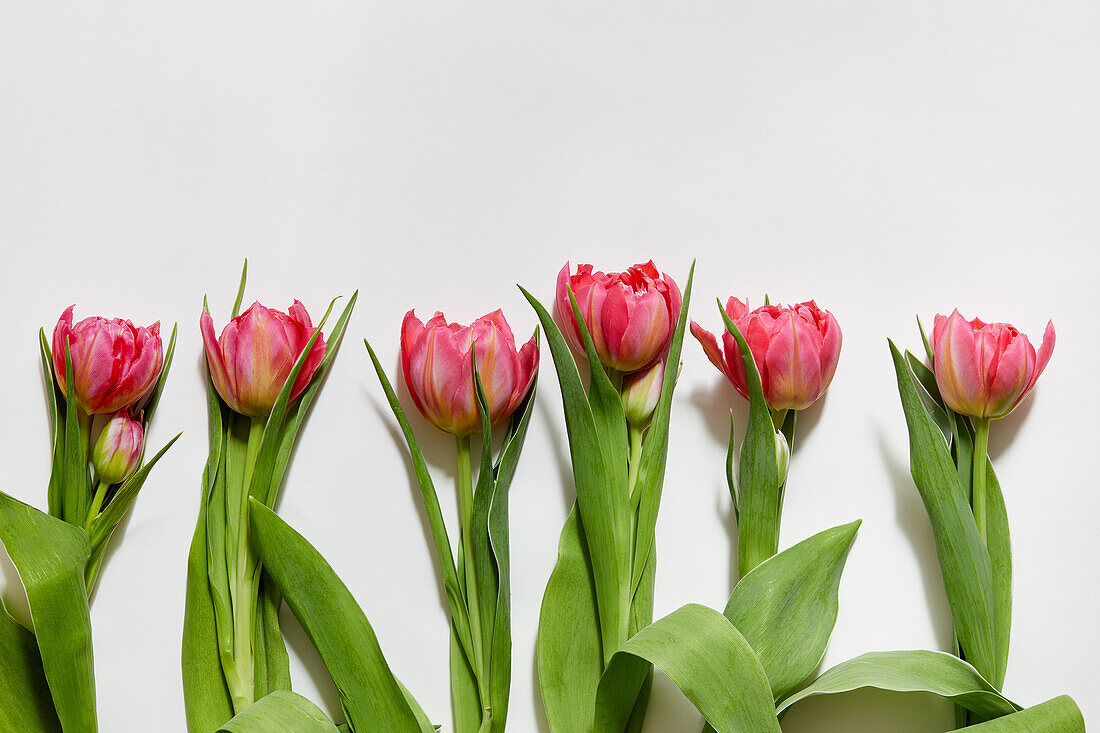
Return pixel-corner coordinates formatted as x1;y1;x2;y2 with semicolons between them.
0;260;1081;733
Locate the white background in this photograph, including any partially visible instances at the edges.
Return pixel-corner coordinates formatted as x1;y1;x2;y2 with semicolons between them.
1;2;1097;731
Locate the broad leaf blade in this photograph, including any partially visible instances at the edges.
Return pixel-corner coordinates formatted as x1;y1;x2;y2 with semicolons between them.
522;286;621;670
724;520;861;700
775;650;1019;718
595;604;780;733
248;501;428;733
0;603;62;732
536;508;603;733
961;696;1083;732
219;690;339;733
889;341;997;682
0;491;96;732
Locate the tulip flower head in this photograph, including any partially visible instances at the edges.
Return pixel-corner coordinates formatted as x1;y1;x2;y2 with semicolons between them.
52;306;164;415
92;410;144;485
692;298;841;412
200;301;326;417
931;310;1055;420
401;309;539;437
554;261;682;373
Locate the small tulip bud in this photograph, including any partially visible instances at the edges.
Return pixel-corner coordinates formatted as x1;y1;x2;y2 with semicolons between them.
622;360;666;428
775;431;790;486
92;411;144;485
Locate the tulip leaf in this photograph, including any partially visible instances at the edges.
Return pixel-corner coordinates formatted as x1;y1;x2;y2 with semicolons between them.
231;260;248;318
564;286;629;549
249;297;338;509
946;412;1013;692
183;375;235;732
272;292;358;494
889;340;997;683
522;286;622;670
0;491;96;732
960;696;1083;732
85;433;181;588
536;507;604;733
142;321;178;425
60;341;92;526
364;336;476;668
0;602;62;732
904;350;953;444
725;411;738;522
631;262;694;593
482;334;540;732
595;604;781;733
724;520;861;701
530;284;624;666
775;650;1019;718
450;624;481;733
248;500;430;733
719;302;781;579
218;690;339;733
39;329;65;520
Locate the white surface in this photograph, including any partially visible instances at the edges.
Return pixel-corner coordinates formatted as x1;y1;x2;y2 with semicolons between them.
1;2;1097;731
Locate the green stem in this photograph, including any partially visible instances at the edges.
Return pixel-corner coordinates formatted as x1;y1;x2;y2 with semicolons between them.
972;417;991;545
229;416;266;713
456;436;489;716
626;426;643;500
84;479;106;532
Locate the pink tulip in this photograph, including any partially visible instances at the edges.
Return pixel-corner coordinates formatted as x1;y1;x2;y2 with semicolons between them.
200;301;326;417
932;310;1055;420
92;410;144;485
691;298;841;411
401;309;539;437
52;306;163;415
554;261;682;373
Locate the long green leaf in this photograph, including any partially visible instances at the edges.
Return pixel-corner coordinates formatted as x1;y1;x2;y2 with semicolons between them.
271;292;358;498
39;329;65;520
0;491;96;732
889;341;997;682
522;286;620;671
183;373;235;732
719;304;780;579
248;501;428;733
961;696;1083;732
0;603;62;732
86;433;182;587
364;337;475;667
775;650;1019;718
724;520;861;700
631;262;694;592
595;604;780;733
218;690;339;733
536;508;603;732
484;339;539;732
61;342;91;526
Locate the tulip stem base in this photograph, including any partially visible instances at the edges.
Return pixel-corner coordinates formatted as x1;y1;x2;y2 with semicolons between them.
971;417;991;545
